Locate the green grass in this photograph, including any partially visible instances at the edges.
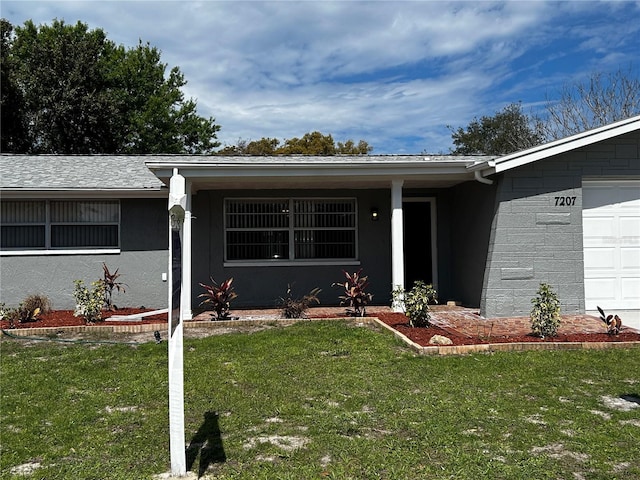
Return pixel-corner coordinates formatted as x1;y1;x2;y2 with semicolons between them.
2;321;639;479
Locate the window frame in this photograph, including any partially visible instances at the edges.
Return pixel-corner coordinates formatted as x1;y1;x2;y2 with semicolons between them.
224;197;360;266
0;199;121;255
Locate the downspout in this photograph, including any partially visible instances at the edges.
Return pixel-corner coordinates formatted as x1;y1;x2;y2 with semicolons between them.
474;170;494;185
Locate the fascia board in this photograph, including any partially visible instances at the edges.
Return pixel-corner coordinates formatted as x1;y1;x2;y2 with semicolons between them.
0;188;168;199
146;161;473;180
490;115;640;174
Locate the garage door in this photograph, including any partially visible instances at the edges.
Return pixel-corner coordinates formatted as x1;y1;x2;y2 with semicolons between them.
583;181;640;310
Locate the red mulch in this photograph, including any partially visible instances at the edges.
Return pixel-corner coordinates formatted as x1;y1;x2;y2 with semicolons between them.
375;312;640;346
2;309;640;348
0;308;168;329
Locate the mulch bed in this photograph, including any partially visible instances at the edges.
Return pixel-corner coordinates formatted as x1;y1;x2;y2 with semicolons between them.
0;308;168;329
374;312;640;346
2;309;640;348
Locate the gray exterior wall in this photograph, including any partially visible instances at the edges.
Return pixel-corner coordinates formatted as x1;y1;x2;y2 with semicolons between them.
0;198;168;310
191;189;392;309
481;130;640;318
448;181;497;308
191;185;495;311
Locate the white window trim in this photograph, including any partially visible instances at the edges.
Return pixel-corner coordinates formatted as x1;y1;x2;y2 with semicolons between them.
1;248;121;257
224;197;359;263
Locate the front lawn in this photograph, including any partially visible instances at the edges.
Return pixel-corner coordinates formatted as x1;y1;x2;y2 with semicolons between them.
1;321;639;479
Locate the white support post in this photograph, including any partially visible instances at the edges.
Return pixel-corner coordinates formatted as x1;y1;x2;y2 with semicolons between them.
391;179;405;311
168;169;187;476
181;179;193;321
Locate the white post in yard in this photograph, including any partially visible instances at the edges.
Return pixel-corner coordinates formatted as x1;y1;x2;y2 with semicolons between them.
181;179;193;321
391;179;405;311
168;169;187;476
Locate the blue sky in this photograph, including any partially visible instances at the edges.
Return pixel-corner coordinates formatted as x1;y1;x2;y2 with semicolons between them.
2;1;639;153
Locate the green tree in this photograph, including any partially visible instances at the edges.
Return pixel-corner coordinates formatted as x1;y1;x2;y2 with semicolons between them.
539;67;640;140
1;19;27;152
449;102;544;155
1;19;220;154
279;131;338;155
218;132;372;155
336;139;373;155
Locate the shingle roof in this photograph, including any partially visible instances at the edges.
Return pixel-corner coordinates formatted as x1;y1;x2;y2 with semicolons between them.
0;155;166;191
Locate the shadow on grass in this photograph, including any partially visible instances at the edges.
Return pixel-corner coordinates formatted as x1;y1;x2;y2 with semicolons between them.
186;411;226;477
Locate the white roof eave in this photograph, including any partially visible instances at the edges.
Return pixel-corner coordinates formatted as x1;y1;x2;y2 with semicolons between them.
473;114;640;175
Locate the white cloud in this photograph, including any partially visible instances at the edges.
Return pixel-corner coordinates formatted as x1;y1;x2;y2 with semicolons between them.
3;1;638;153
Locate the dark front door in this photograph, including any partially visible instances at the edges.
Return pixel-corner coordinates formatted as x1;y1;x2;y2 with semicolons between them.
403;201;433;289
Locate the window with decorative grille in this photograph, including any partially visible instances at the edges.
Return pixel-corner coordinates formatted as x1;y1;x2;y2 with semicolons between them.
225;198;357;261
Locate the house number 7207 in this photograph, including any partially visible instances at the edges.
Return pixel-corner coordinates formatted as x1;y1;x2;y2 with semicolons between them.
554;196;576;206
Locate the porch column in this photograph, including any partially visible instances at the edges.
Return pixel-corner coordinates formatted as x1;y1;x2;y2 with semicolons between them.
391;179;404;311
181;179;193;321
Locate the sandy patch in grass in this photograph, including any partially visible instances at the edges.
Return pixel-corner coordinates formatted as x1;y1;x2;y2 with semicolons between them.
243;435;309;451
10;462;41;475
589;409;612;419
531;443;589;462
105;405;139;413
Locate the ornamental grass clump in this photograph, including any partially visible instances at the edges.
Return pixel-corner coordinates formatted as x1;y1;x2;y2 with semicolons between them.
530;282;561;338
0;294;51;328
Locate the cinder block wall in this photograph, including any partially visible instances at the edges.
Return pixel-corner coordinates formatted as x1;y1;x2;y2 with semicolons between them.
481;131;640;318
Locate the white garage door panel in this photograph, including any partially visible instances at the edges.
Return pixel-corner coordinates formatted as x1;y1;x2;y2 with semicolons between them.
620;217;640;236
621;248;640;269
583;217;615;238
622;278;640;300
584;248;615;269
583;180;640;310
584;278;617;302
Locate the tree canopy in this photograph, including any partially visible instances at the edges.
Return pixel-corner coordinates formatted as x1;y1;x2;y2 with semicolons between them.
449;103;544;155
217;131;373;155
539;67;640;140
0;18;220;154
450;68;640;155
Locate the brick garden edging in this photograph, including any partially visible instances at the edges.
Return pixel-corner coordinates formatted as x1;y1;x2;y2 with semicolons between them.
3;317;640;355
371;318;640;355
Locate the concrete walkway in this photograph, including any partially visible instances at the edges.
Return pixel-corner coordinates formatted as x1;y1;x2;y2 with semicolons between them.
586;310;640;331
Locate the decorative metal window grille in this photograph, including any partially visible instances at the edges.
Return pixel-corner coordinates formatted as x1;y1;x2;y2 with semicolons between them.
225;198;357;261
1;200;120;250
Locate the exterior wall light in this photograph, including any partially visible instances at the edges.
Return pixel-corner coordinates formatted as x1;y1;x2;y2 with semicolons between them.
371;208;379;221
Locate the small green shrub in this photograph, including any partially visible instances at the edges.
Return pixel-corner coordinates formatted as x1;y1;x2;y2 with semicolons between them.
73;280;106;324
530;283;561;338
392;281;438;327
278;285;321;318
198;277;237;320
332;269;373;317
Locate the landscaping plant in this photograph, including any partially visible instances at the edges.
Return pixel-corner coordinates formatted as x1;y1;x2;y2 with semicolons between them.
102;263;127;311
0;294;50;328
198;277;237;320
333;269;373;317
392;281;438;327
73;280;106;324
278;284;321;318
530;282;561;338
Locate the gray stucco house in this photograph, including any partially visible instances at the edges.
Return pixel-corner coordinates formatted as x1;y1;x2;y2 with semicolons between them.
1;115;639;318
